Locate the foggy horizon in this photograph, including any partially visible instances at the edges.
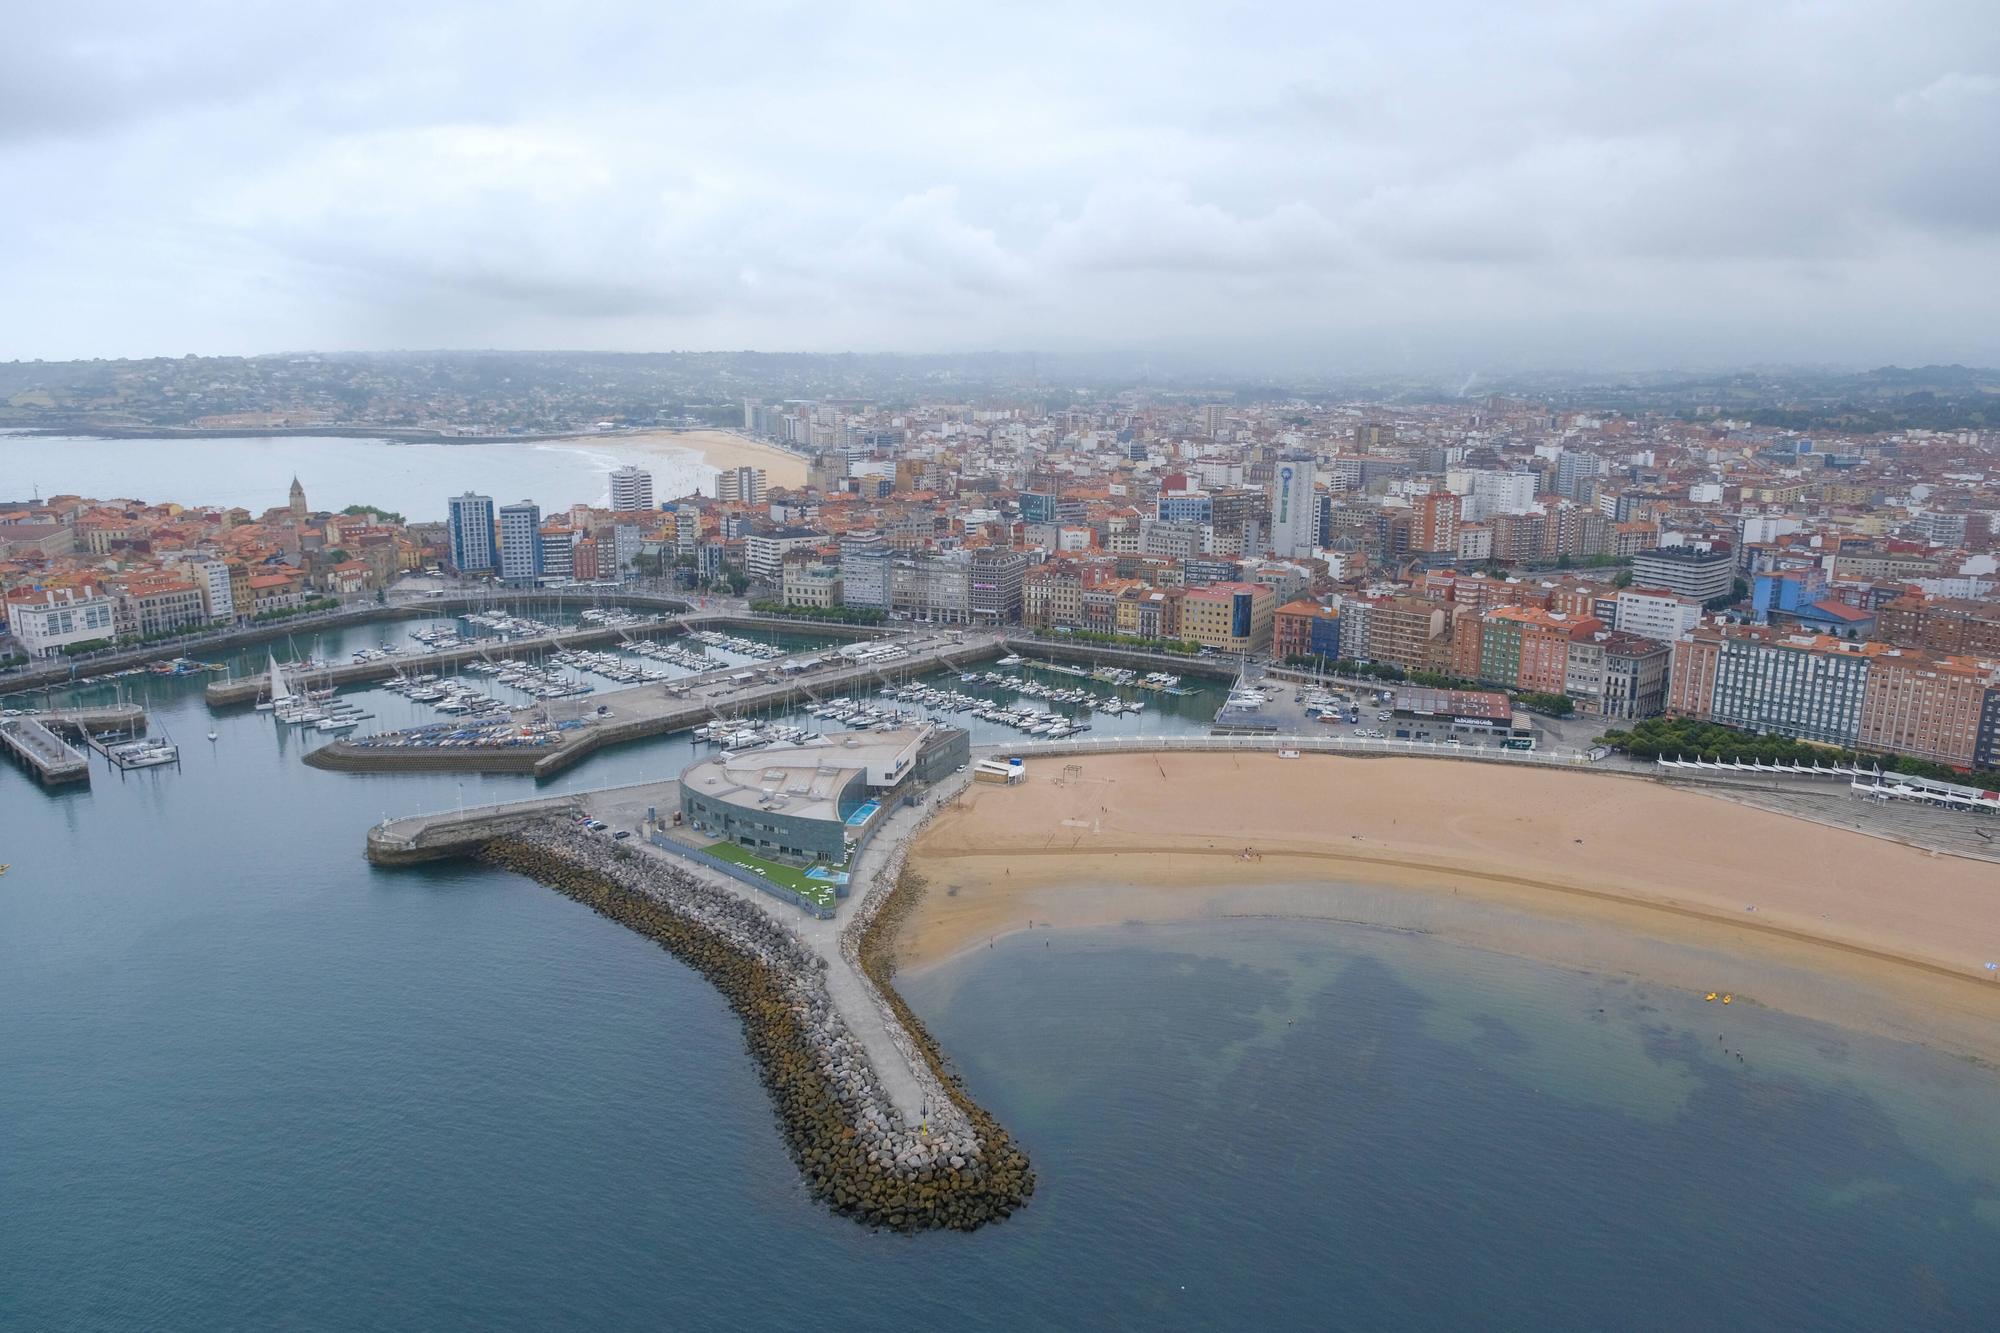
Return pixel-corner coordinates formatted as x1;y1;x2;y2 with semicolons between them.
7;1;1998;369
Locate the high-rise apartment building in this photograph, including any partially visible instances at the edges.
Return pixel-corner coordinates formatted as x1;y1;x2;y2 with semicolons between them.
838;534;892;611
1711;630;1871;745
1855;648;1997;769
447;492;498;574
969;548;1029;624
717;466;767;504
1412;490;1462;553
195;558;236;623
1268;457;1316;558
609;466;654;512
497;502;544;585
1632;546;1735;604
1554;450;1607;499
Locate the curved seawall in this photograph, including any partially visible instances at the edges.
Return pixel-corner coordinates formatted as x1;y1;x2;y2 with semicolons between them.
476;822;1033;1232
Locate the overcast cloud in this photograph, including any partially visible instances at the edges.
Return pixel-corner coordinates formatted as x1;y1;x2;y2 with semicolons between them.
4;0;1997;370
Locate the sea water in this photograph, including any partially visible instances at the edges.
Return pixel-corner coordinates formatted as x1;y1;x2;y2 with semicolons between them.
5;646;1998;1330
0;431;722;521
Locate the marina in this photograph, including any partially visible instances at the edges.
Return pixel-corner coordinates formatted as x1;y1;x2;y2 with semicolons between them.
0;704;154;786
91;732;182;772
199;607;871;708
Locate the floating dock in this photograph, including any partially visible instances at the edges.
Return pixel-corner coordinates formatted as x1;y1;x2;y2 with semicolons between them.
0;705;153;787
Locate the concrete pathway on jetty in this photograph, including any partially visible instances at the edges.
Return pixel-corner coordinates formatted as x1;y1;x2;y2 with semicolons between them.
579;777;973;1122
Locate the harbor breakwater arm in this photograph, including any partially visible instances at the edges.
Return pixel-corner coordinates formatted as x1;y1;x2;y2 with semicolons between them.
365;783;1032;1232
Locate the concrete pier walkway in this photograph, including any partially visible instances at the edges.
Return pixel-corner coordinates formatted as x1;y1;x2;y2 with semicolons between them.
0;717;91;784
0;705;152;787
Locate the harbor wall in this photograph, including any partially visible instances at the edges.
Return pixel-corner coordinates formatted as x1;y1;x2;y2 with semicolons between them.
364;797;585;864
324;742;554;779
473;825;1032;1231
999;634;1238;680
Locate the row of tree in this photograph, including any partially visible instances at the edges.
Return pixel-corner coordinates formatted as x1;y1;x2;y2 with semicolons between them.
1598;717;2000;791
749;600;886;625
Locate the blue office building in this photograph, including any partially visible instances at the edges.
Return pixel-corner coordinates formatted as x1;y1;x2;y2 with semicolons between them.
1158;492;1213;526
1751;568;1828;623
447;492;498;574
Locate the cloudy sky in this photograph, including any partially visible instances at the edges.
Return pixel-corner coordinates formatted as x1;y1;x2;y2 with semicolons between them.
5;0;1997;370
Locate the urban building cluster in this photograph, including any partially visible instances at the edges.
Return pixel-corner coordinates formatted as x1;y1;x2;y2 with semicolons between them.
0;477;413;658
6;392;1998;776
729;393;2000;773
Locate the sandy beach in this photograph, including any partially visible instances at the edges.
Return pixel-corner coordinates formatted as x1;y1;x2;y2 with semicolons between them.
902;753;2000;1062
594;429;809;489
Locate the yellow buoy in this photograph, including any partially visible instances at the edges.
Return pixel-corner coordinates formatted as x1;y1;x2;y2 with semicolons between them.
1705;992;1717;1001
1721;994;1733;1004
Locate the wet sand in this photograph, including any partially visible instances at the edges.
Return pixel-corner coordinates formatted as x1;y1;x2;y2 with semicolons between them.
902;754;2000;1063
596;429;809;489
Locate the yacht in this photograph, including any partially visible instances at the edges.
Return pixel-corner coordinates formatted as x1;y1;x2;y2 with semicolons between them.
110;738;180;768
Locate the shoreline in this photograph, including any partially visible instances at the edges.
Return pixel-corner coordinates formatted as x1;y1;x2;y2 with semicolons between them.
900;753;2000;1065
4;423;811;490
580;428;810;489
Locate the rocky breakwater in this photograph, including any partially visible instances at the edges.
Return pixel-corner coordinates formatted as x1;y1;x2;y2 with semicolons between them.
478;820;1032;1231
840;787;1036;1221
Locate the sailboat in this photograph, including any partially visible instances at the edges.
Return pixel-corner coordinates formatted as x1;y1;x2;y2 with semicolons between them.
255;649;284;710
268;652;324;725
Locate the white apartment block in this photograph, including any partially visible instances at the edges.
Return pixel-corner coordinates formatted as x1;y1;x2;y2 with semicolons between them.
1614;588;1703;642
6;587;117;657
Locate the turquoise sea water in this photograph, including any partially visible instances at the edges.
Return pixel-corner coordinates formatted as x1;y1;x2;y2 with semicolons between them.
5;619;1999;1330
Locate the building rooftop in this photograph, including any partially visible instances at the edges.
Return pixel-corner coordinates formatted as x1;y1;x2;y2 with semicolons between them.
1393;687;1513;723
680;727;929;825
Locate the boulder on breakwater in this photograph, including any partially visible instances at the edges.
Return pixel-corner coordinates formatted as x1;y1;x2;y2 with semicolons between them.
477;822;1032;1232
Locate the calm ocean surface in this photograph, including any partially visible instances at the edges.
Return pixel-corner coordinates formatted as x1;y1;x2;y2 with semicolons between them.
5;620;1999;1330
0;431;722;520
